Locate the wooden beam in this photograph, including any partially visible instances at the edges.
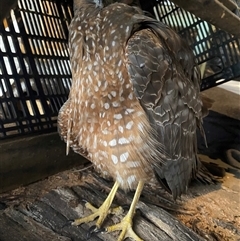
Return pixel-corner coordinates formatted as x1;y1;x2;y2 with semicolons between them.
171;0;240;37
0;132;88;194
218;0;239;12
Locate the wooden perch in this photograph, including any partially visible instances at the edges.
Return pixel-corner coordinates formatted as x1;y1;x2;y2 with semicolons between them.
0;132;87;193
0;171;204;241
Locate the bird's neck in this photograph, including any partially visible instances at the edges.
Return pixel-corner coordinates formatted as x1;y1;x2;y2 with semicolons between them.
74;0;102;12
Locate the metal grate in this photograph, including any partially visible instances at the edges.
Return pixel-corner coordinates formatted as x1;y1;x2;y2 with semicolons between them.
0;0;240;139
0;0;73;138
153;0;240;90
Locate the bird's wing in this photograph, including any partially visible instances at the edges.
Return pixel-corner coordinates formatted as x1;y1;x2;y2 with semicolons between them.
125;17;203;199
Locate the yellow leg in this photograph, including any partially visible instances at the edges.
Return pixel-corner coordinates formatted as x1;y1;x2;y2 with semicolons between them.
72;181;119;227
107;180;145;241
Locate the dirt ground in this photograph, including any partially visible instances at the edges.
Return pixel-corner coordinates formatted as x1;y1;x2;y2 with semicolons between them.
178;162;240;241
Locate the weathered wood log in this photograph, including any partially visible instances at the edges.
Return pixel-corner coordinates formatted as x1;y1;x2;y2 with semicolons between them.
0;171;204;241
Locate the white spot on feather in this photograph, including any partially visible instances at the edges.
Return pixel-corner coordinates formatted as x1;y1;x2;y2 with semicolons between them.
138;123;144;133
128;93;133;100
112;101;120;107
118;60;122;67
89;126;94;133
116;171;124;186
128;161;140;168
109;139;117;147
125;109;134;114
94;86;99;92
104;103;110;109
118;72;122;79
102;129;109;135
126;121;133;130
120;152;129;162
114;114;122;120
111;155;118;164
103;141;107;147
99;112;106;118
87;64;92;71
118;137;130;144
127;175;136;186
118;126;124;133
101;150;108;158
111;91;117;97
93;135;97;149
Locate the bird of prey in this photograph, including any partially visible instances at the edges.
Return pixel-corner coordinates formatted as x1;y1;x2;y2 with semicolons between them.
58;0;205;240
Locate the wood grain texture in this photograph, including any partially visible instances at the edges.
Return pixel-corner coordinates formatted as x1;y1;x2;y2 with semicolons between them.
0;172;204;241
0;133;87;193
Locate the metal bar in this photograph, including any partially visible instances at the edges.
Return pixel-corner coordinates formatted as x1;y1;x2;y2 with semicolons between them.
171;0;240;37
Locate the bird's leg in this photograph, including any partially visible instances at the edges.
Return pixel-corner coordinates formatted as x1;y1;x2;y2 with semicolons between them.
106;180;145;241
72;181;120;228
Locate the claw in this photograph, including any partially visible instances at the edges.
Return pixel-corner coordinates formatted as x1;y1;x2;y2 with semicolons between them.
70;181;145;240
87;225;106;239
81;199;88;204
121;204;130;210
61;219;74;228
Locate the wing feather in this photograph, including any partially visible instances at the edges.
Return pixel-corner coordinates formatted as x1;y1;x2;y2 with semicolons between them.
126;20;202;199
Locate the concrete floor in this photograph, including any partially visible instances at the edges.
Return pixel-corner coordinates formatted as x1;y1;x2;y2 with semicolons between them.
203;81;240;120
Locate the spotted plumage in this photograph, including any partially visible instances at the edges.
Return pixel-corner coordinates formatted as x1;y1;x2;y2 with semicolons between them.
58;0;203;200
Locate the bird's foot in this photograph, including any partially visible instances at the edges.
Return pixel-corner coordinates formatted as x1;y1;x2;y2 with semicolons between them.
71;181;120;237
72;202;124;226
106;212;143;241
105;180;145;241
71;180;145;241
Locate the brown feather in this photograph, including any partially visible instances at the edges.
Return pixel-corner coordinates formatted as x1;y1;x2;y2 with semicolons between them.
58;0;205;198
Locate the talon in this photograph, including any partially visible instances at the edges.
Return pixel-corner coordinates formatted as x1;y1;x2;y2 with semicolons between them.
69;181;144;240
88;225;98;233
61;219;74;228
87;225;106;239
87;225;98;239
81;199;88;204
122;204;130;210
99;227;107;233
